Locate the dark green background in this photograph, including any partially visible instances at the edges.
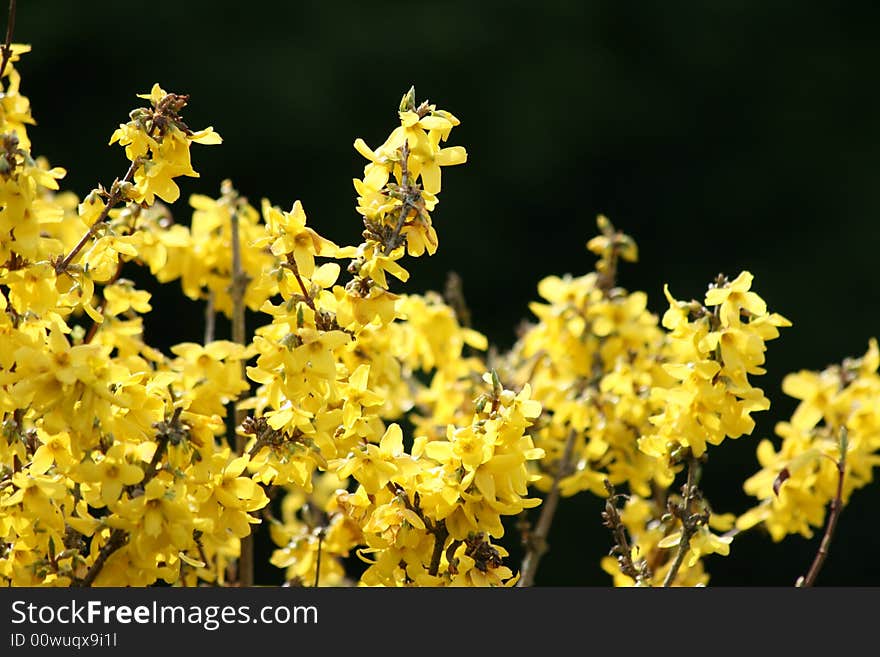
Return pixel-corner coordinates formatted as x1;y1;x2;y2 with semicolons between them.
16;1;880;585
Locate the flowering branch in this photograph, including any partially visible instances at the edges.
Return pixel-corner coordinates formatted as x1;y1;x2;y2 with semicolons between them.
663;455;701;587
386;482;449;577
75;407;182;587
383;142;418;254
518;429;576;587
53;159;141;275
55;89;202;276
82;260;125;344
797;428;848;587
283;254;317;313
76;529;126;588
602;480;652;585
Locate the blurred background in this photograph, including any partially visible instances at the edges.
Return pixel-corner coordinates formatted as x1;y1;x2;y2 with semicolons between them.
15;1;880;585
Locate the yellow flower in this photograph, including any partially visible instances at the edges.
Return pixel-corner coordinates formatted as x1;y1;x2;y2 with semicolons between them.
332;424;405;494
258;199;338;277
704;271;767;327
342;364;385;429
109;84;221;205
30;430;74;474
102;281;152;317
76;444;144;507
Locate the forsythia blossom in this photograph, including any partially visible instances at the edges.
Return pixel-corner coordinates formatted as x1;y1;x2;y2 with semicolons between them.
639;271;791;461
1;33;873;591
738;339;880;540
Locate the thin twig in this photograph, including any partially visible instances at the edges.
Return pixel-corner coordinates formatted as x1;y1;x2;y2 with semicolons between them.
228;192;253;587
193;531;210;576
428;523;449;578
56;90;189;275
284;255;317;313
798;428;848;587
443;271;471;329
0;0;17;82
722;526;742;540
54;158;141;275
383;142;414;254
602;480;652;584
386;482;433;530
143;406;180;481
663;456;700;587
82;260;125;344
82;314;103;345
204;290;215;343
75;529;126;588
517;429;577;587
314;530;324;587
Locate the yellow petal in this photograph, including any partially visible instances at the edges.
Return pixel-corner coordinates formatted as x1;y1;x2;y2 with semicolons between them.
380;423;403;456
190;128;222;145
436;146;467;166
657;532;682;549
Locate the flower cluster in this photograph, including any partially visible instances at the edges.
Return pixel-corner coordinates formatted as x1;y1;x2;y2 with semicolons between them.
738;339;880;540
0;44;271;585
499;216;665;501
3;28;879;590
327;376;542;586
640;271;791;461
495;221;795;586
242;87;542;587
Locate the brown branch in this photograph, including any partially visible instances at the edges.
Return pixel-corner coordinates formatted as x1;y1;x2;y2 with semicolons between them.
0;0;16;82
227;190;253;587
517;428;577;587
602;480;652;584
82;312;102;345
428;523;449;578
386;482;433;531
82;259;125;344
75;529;126;588
314;529;324;587
445;538;464;573
57;90;196;276
516;233;626;587
443;271;471;329
798;428;848;587
663;455;700;587
383;142;414;254
229;212;246;355
54;158;141;275
284;254;317;313
204;290;215;343
143;406;180;481
194;530;208;567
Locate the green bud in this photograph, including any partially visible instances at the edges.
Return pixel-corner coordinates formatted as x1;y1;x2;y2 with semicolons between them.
399;86;416;113
490;369;502;396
